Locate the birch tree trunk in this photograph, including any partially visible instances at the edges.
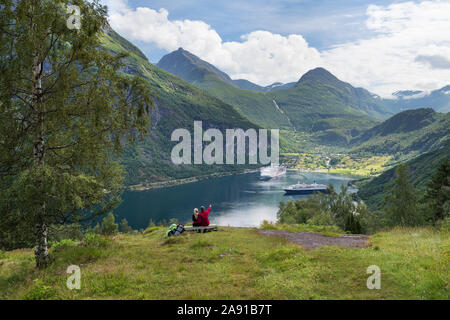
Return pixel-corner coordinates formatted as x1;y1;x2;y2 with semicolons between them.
32;51;48;268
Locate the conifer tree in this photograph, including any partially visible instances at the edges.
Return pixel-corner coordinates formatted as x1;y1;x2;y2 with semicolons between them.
424;159;450;223
384;163;419;226
101;212;118;235
120;218;132;234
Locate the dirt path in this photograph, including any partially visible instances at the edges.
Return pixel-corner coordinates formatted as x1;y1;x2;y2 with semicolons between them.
258;230;369;250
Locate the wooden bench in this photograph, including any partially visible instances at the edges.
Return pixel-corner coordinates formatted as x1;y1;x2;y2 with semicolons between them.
184;224;218;233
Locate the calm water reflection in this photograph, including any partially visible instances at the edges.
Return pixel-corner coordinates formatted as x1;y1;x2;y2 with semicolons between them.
115;171;355;229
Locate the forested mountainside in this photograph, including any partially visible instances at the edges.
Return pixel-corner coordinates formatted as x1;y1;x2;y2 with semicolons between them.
269;68;391;145
357;141;450;209
103;31;450;187
350;108;450;159
157;48;293;129
100;29;259;187
156;49;394;147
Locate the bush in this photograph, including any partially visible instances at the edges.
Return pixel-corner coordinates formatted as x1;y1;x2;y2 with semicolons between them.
101;212;118;235
307;210;334;226
22;279;58;300
277;185;369;233
260;220;278;230
120;218;132;234
360;210;388;234
93;223;101;234
437;217;450;232
82;233;108;247
49;239;78;251
278;198;319;225
345;213;362;234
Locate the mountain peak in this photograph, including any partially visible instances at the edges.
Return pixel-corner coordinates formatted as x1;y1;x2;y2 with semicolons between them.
297;67;340;85
157;48;234;85
438;85;450;92
168;47;197;62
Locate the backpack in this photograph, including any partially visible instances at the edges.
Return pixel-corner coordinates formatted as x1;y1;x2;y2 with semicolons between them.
165;224;185;237
174;224;185;236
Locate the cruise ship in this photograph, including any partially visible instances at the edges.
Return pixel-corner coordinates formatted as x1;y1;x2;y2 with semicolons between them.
284;181;328;195
259;165;286;180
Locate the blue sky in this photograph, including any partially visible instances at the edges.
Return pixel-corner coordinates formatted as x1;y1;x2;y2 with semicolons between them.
104;0;450;96
124;0;406;62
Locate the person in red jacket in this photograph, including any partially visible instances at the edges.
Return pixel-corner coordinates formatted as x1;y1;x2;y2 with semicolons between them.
198;204;212;226
192;208;202;226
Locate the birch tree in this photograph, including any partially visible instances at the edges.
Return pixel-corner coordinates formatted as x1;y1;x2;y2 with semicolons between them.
0;0;152;267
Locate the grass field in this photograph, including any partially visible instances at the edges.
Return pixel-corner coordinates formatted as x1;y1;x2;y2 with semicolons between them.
329;155;392;176
283;152;392;177
0;227;448;300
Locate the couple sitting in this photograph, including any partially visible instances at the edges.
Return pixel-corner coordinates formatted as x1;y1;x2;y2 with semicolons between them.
192;204;212;227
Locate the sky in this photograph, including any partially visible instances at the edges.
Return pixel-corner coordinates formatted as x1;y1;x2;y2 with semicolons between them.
101;0;450;97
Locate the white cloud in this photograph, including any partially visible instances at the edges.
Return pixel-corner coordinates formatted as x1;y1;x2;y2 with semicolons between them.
404;91;430;99
104;0;321;85
323;1;450;96
104;0;450;97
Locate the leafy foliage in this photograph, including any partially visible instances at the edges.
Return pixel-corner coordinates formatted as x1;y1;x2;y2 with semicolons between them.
101;212;119;236
0;0;151;266
277;185;370;233
22;279;58;300
48;224;84;243
120;218;132;234
49;239;78;252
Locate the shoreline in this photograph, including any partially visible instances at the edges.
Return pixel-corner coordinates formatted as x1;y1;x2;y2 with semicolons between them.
127;169;260;191
126;168;363;192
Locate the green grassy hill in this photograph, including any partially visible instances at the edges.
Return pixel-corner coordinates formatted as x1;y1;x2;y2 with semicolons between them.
271;67;393;121
157;48;293;129
357;141;450;209
156;50;393;147
100;28;260;187
269;69;389;146
1;227;448;299
197;75;292;129
350;108;450;160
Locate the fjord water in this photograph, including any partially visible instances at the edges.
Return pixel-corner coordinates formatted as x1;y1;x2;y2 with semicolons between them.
115;172;355;229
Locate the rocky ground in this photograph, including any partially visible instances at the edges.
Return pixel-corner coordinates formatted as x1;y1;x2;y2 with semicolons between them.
258;229;369;250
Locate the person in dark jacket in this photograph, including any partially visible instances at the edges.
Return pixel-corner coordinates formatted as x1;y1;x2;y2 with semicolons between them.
192;208;202;226
198;205;212;226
